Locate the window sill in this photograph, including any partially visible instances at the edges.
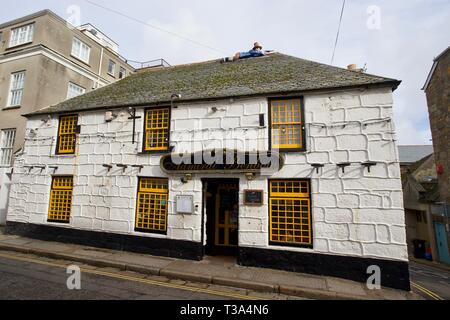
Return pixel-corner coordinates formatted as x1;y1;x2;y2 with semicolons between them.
52;154;76;157
135;228;167;236
2;105;21;111
47;220;70;225
5;41;33;51
269;242;314;250
108;73;116;78
70;54;91;67
138;150;171;156
273;150;307;154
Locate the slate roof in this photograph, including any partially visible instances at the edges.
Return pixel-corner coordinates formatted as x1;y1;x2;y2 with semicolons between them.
27;53;401;116
398;145;434;165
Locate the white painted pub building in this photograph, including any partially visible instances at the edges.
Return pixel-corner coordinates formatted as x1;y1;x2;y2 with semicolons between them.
5;53;410;290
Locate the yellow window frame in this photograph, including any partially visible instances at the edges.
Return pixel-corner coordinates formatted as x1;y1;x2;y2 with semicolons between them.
57;115;78;154
135;178;169;234
143;108;170;152
48;176;73;223
270;98;304;151
269;180;312;247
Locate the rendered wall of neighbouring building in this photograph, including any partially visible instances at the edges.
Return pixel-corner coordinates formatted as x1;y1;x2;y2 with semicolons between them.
6;87;408;264
0;11;134;81
0;168;12;225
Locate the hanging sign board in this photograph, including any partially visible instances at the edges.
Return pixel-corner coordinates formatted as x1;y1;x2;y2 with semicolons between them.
176;195;194;214
244;190;264;206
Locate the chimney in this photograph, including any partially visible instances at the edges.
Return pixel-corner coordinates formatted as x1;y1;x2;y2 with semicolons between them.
347;64;358;71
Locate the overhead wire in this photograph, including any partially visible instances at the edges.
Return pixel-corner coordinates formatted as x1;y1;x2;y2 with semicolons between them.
331;0;346;65
83;0;226;55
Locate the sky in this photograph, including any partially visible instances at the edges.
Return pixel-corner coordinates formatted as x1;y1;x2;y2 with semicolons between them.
1;0;449;145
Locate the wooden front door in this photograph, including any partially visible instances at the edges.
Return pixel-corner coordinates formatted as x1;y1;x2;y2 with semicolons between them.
204;179;239;256
215;183;239;249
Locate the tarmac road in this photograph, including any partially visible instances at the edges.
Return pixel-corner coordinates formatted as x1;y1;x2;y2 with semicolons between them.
0;251;299;300
409;261;450;300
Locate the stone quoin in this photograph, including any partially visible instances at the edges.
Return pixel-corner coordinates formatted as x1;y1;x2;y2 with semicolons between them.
5;53;410;291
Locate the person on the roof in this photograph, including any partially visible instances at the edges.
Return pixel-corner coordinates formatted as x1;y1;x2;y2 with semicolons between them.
233;42;265;60
221;42;267;63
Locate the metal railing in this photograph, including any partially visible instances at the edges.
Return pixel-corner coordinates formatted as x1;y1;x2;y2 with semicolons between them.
127;59;171;70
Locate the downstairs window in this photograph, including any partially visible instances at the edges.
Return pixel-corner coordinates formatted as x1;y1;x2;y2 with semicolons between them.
269;179;312;247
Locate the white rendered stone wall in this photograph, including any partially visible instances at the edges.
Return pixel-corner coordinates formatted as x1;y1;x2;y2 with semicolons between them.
7;87;408;261
0;168;13;225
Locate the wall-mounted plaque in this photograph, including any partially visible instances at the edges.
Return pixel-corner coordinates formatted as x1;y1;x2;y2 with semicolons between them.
176;195;194;214
244;190;264;206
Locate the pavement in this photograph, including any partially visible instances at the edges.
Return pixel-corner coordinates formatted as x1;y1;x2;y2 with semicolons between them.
0;229;421;300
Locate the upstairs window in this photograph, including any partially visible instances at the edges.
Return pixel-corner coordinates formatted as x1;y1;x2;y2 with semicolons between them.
119;67;126;79
48;176;73;223
71;38;90;63
143;108;170;152
0;129;16;166
9;23;34;47
270;98;305;151
8;71;26;107
108;60;116;76
67;82;86;99
57;115;78;154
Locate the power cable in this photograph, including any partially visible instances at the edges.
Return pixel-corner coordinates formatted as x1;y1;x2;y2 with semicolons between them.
331;0;346;65
83;0;226;55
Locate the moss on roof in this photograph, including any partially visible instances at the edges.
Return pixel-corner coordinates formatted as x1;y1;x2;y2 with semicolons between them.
28;53;400;116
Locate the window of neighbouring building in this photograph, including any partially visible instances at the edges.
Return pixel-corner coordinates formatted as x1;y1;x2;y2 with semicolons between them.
143;107;170;152
9;23;34;47
119;67;126;79
269;180;312;247
67;82;86;99
71;38;90;63
270;98;305;151
8;71;26;107
56;115;78;154
108;59;116;76
135;178;169;234
48;176;73;223
0;129;16;166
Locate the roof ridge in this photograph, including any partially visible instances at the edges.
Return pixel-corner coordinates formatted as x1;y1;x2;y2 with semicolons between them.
278;52;399;82
25;52;402;117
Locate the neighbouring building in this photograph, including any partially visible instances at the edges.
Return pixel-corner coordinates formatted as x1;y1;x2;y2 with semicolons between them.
6;53;411;290
401;153;440;261
398;145;433;175
0;10;135;224
422;46;450;264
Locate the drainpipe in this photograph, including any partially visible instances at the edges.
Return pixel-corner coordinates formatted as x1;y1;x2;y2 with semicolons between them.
96;47;104;89
427;204;439;262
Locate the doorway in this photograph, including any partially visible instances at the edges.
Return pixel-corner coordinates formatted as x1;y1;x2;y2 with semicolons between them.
203;179;239;256
435;222;450;264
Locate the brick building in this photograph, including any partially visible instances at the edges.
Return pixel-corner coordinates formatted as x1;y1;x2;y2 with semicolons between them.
5;53;411;290
423;46;450;264
423;47;450;204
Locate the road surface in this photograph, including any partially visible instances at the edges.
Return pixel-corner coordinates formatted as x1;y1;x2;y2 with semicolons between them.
410;261;450;300
0;251;297;300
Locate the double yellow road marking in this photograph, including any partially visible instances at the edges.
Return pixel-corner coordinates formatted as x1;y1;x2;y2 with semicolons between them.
411;281;443;300
0;252;262;300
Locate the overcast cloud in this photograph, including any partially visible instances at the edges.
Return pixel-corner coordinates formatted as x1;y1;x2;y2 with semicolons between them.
1;0;449;145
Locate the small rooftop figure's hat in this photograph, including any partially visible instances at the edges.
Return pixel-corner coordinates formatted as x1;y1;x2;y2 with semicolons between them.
253;42;263;50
